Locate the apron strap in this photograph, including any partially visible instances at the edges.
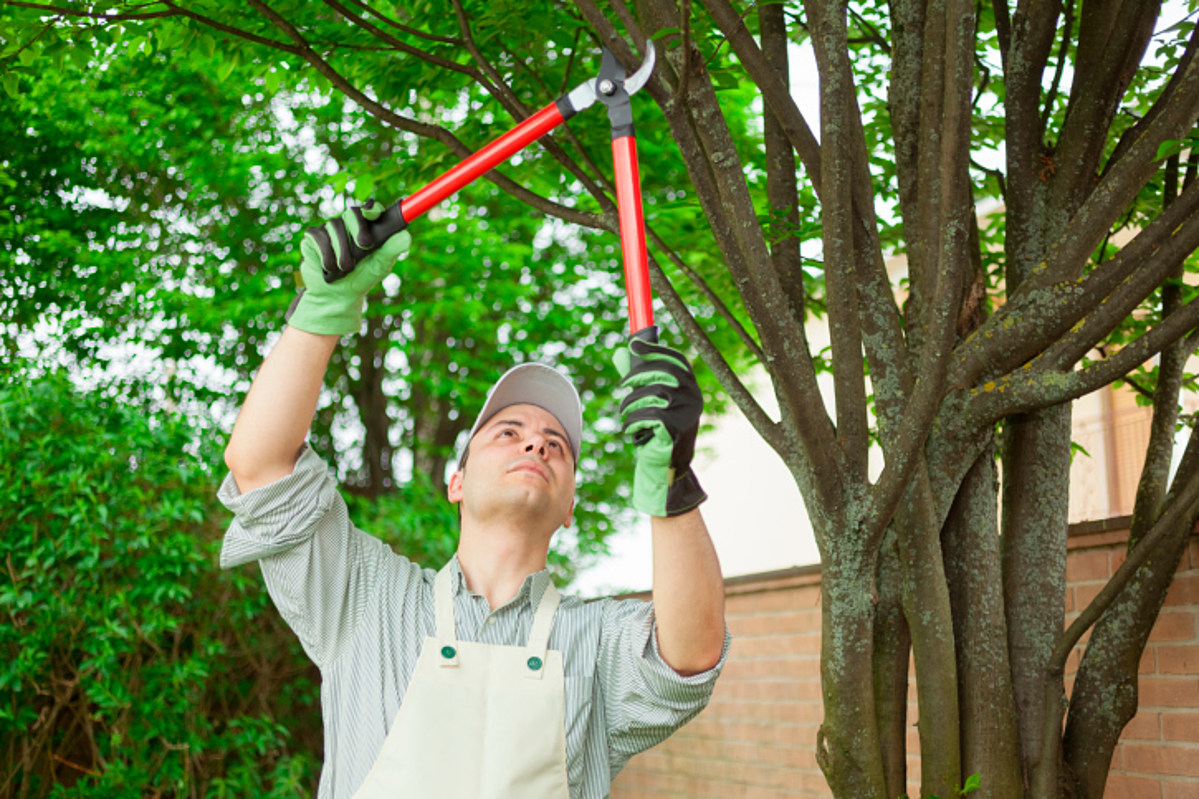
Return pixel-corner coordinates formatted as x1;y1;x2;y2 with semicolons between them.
524;579;560;681
434;564;457;642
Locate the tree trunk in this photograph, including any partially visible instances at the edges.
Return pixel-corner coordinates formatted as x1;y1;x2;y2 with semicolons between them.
873;529;910;799
1001;405;1072;791
818;544;889;799
942;442;1025;798
896;471;961;799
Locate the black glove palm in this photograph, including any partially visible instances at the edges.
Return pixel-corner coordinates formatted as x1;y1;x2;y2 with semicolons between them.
615;327;707;517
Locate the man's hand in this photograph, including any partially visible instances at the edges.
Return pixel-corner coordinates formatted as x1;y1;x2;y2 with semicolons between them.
614;328;707;517
286;200;412;336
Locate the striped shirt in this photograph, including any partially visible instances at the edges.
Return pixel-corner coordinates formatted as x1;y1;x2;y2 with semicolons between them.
218;443;729;799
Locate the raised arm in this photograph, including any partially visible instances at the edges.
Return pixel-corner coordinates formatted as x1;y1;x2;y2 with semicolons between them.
615;331;727;675
651;509;726;674
224;327;339;492
225;200;411;492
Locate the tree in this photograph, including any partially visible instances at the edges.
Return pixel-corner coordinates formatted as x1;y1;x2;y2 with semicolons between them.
3;1;1199;797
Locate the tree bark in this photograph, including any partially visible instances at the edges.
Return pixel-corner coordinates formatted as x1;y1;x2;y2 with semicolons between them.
873;529;910;799
817;541;889;799
1001;405;1072;790
942;441;1025;798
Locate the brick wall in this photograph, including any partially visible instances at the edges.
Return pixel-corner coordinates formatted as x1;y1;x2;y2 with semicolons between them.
610;520;1199;799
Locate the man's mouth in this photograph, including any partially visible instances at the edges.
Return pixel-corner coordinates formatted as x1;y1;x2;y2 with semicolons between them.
509;459;550;480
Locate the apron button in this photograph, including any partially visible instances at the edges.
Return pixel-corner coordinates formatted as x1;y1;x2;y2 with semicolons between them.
441;646;456;659
527;656;543;671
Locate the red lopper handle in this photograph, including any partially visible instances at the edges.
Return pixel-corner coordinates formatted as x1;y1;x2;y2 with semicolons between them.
393;102;568;227
611;135;653;334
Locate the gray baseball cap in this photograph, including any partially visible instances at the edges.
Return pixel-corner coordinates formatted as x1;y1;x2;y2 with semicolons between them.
463;363;583;464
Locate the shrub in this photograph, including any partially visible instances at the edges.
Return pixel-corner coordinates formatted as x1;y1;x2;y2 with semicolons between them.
0;367;321;797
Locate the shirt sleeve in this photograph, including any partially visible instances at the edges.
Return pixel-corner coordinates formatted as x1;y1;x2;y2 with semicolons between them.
217;443;417;668
596;597;731;774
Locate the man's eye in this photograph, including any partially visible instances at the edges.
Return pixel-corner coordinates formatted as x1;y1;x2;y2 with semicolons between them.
548;440;562;450
499;429;516;438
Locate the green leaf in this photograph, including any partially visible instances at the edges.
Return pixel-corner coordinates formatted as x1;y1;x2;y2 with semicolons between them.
1;74;17;99
1156;138;1186;161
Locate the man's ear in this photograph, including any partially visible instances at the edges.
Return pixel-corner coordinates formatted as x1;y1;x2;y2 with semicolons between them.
561;498;575;529
447;470;464;503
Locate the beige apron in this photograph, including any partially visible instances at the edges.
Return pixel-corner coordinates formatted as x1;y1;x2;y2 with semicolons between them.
351;564;570;799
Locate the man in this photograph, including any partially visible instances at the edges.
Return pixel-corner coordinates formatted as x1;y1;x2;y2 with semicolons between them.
218;202;728;798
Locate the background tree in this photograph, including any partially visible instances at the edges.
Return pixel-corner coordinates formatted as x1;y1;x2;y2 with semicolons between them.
3;1;1199;798
0;363;324;796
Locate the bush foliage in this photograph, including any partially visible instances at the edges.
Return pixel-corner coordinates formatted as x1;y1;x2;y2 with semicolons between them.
0;367;322;796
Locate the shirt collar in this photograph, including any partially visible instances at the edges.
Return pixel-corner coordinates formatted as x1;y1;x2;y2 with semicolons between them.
449;553;552;611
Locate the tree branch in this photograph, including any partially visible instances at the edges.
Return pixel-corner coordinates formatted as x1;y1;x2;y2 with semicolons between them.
340;0;462;45
698;0;824;196
646;251;781;457
967;296;1199;425
759;0;811;350
646;226;766;364
4;0;175;20
806;0;869;481
318;0;486;84
1038;0;1074;134
1041;433;1199;764
232;0;602;229
1043;23;1199;283
952;174;1199;389
1050;0;1160;214
865;0;978;548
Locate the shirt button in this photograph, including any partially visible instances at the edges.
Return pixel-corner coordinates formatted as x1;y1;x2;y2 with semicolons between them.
527;656;543;671
441;646;456;659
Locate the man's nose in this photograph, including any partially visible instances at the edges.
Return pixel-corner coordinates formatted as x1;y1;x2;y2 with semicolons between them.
524;438;547;456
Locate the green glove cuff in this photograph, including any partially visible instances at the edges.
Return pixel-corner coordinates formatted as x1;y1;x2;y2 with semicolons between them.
287;290;366;336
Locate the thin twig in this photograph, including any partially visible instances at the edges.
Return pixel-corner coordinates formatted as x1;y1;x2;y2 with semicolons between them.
3;0;175;19
342;0;462;45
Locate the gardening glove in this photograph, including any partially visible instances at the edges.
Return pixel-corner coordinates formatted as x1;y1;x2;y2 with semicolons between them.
285;200;411;336
614;326;707;518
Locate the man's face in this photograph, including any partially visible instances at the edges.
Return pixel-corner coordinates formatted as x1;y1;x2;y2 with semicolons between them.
448;403;576;530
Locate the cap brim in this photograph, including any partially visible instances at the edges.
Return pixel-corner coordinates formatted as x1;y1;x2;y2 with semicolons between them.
463;363;582;464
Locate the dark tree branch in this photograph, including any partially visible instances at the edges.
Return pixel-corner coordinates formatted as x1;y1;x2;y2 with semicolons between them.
158;1;299;53
968;297;1199;424
847;6;890;50
224;0;603;229
699;0;825;196
4;0;176;20
1038;0;1074;134
993;0;1012;59
1050;0;1161;214
675;0;692;104
645;250;781;457
759;0;810;348
952;174;1199;388
1042;197;1199;370
866;0;978;558
1040;435;1199;781
318;0;486;84
805;0;869;481
646;226;767;364
341;0;462;45
603;0;648;49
